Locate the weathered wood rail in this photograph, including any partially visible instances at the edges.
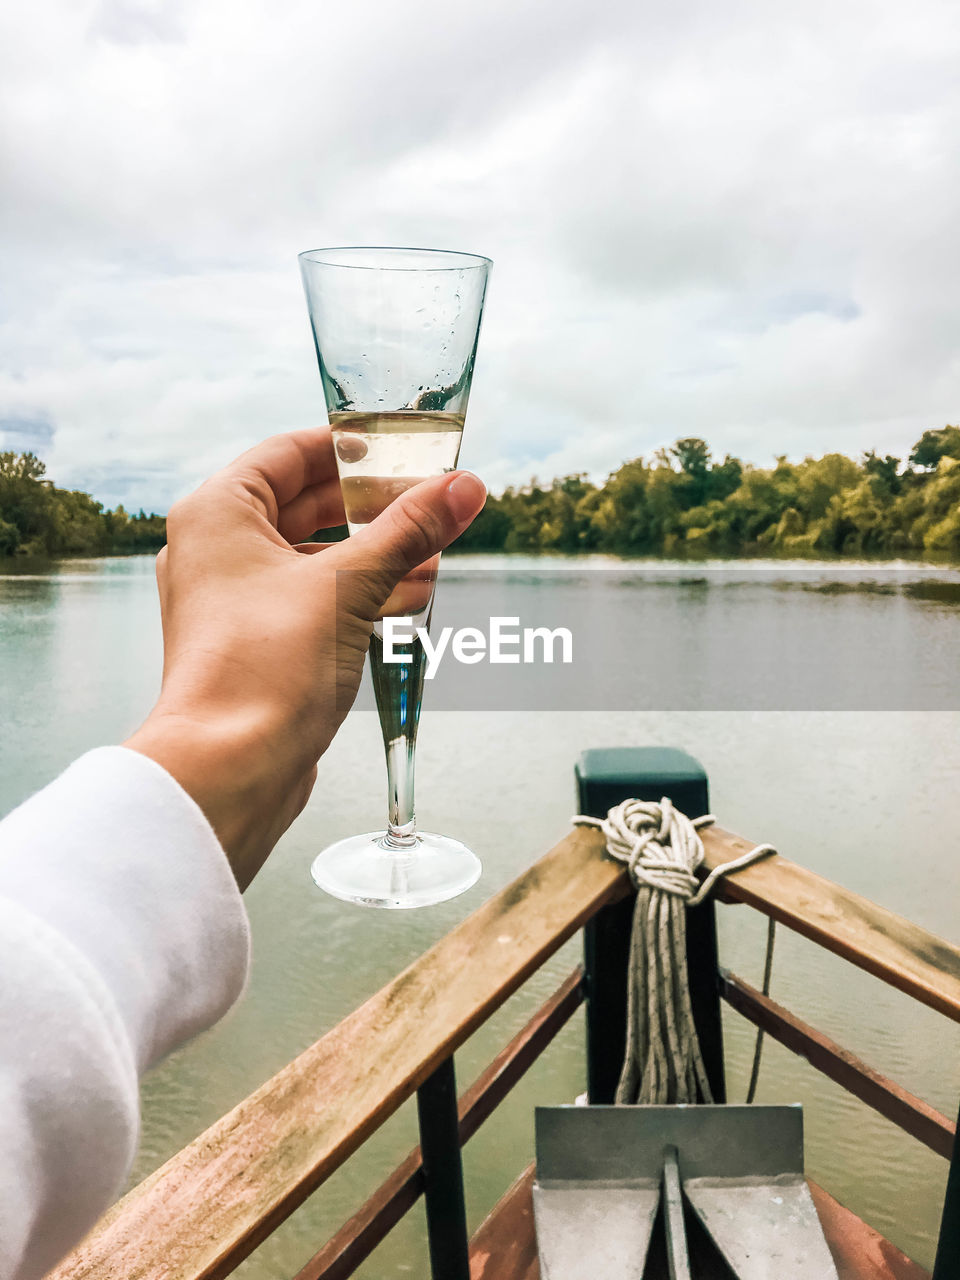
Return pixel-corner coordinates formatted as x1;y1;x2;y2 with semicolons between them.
50;826;624;1280
292;969;584;1280
719;970;956;1159
50;812;960;1280
701;826;960;1023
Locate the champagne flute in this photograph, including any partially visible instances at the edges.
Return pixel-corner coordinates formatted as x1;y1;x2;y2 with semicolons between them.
299;246;492;908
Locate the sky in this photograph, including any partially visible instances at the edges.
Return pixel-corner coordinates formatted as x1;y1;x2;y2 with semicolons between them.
1;0;959;512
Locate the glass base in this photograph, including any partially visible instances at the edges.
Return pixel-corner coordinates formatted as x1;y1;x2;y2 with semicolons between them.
310;830;481;909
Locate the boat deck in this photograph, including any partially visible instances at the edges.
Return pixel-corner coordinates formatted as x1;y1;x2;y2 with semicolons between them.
468;1165;931;1280
48;774;957;1280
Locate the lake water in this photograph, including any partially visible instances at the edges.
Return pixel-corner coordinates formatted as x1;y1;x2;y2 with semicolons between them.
2;553;959;1275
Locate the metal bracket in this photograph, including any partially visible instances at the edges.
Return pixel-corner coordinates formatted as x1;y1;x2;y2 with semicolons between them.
533;1105;838;1280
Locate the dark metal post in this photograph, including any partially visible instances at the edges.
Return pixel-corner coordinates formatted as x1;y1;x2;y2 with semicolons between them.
416;1056;469;1280
582;894;634;1103
577;746;726;1104
933;1098;960;1279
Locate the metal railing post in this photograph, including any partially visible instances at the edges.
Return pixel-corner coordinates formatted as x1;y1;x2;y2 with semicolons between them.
933;1097;960;1279
582;893;634;1103
416;1056;469;1280
576;746;726;1104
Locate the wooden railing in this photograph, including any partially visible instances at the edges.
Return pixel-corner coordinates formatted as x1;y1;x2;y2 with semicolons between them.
50;821;960;1280
49;826;625;1280
701;827;960;1021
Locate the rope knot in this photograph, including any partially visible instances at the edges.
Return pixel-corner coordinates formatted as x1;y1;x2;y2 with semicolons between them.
574;797;775;910
571;796;777;1105
575;796;709;902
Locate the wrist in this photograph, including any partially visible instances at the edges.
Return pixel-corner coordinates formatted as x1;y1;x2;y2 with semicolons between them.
124;706;306;890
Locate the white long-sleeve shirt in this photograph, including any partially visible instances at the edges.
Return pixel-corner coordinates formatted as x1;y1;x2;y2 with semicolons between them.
0;747;252;1280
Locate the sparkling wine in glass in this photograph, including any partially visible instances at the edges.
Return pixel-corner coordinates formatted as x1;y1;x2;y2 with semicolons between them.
299;246;491;908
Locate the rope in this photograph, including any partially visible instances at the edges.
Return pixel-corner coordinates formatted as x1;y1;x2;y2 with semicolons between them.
744;916;777;1104
574;798;776;1105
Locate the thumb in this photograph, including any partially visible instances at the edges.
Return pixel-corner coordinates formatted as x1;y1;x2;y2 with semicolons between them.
331;470;486;618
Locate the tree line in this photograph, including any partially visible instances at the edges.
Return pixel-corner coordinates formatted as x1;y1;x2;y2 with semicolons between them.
452;425;960;558
3;425;959;560
0;452;166;557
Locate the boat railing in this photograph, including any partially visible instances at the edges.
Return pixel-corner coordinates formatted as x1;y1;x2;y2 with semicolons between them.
48;789;960;1280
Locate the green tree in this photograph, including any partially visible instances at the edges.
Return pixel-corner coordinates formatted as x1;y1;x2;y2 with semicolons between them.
0;450;167;558
0;517;19;555
862;451;902;496
909;426;960;470
708;453;743;501
0;450;53;550
671;438;712;508
442;430;960;563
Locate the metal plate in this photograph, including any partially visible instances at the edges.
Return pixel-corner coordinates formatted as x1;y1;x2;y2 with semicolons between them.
533;1106;838;1280
684;1179;839;1279
535;1105;805;1181
532;1184;659;1280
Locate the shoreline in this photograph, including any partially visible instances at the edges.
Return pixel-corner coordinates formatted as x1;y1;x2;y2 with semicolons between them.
2;546;960;572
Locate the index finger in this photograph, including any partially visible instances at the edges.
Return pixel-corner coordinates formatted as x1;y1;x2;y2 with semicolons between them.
225;427;339;519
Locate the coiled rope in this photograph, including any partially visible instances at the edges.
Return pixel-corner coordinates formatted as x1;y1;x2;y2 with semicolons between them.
574;798;776;1105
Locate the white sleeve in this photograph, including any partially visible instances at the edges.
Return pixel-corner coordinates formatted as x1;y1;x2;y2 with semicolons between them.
0;747;252;1280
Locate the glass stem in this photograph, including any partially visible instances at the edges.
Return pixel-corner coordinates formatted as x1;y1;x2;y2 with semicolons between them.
384;736;417;845
369;620;429;851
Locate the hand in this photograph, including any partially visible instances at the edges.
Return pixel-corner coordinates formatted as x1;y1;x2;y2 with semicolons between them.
124;428;486;889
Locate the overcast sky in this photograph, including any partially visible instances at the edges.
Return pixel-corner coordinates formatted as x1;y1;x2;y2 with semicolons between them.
1;0;959;512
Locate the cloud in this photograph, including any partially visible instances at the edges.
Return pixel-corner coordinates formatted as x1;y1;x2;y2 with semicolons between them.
1;0;959;510
0;414;56;456
91;0;186;47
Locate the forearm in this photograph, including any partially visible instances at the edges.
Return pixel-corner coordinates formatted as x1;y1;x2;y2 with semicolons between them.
0;748;251;1278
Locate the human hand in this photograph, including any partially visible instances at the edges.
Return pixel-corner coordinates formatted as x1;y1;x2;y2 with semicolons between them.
124;428;485;889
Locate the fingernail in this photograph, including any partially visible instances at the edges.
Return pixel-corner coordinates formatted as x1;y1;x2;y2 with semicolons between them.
445;471;486;522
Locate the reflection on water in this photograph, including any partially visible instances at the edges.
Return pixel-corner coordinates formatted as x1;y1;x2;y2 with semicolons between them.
422;563;960;714
0;553;958;1274
904;580;960;606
